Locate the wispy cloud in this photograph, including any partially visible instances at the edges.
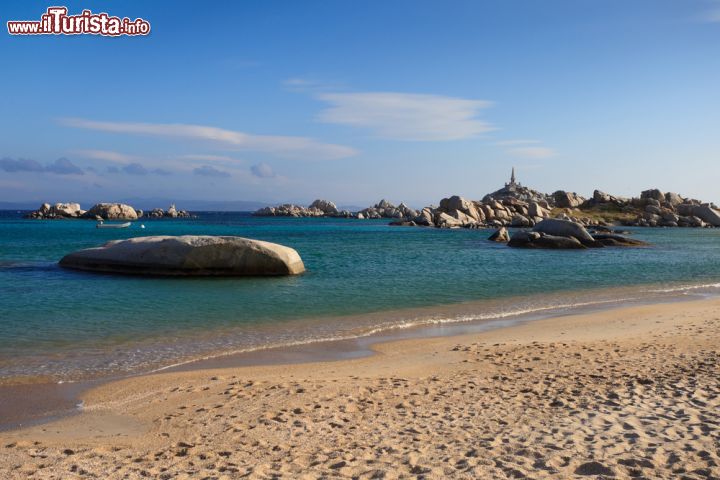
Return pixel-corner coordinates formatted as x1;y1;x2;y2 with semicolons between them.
697;3;720;23
495;139;556;159
177;154;238;163
59;118;357;160
193;165;231;178
74;149;138;164
284;77;315;88
506;146;556;159
495;139;540;147
0;156;85;175
316;92;494;141
282;77;346;93
250;162;276;178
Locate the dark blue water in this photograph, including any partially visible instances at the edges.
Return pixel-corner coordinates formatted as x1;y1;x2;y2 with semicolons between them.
2;210;720;382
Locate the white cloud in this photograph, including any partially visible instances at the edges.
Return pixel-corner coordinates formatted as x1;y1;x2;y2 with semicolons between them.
494;139;540;147
59;118;357;160
316;92;494;141
507;146;556;159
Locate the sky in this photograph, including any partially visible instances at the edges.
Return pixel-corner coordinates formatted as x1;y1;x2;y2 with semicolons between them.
1;0;720;208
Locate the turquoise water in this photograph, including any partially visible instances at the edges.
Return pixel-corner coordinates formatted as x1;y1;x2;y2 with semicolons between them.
2;210;720;383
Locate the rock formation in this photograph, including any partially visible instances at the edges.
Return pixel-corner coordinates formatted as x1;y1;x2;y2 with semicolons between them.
308;199;339;215
253;199;352;218
25;202;85;219
506;219;648;249
508;230;586;249
357;200;418;220
592;233;649;247
553;191;585;208
254;199;414;219
59;235;305;276
532;218;596;245
83;203;139;220
488;227;510;242
405;170;720;230
28;169;720;230
482;168;551;205
145;205;192;218
26;202;193;220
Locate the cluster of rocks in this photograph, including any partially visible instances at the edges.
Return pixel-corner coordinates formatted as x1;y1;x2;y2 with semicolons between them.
26;203;192;220
253;199;415;219
253;185;720;231
25;202;86;219
629;189;719;227
492;219;648;249
405;195;553;229
549;188;720;228
403;186;720;230
145;204;193;219
482;181;551;205
356;200;417;220
253;199;353;218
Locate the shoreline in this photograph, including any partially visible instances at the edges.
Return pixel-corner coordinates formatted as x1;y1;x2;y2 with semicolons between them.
5;277;720;384
1;297;719;477
1;282;718;432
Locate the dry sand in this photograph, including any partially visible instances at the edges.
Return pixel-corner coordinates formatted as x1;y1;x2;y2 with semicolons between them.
1;298;719;479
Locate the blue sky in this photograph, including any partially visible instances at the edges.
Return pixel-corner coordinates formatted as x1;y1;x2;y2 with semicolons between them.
1;0;719;207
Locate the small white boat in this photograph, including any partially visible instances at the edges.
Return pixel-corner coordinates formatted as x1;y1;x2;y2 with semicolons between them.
96;221;131;229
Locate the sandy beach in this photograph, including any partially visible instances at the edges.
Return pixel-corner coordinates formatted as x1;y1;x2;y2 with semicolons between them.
1;298;719;479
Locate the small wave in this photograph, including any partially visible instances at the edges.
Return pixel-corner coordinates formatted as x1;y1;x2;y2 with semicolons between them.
9;280;720;383
147;295;644;374
647;283;720;293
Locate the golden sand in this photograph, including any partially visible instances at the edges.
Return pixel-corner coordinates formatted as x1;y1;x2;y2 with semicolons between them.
1;298;719;479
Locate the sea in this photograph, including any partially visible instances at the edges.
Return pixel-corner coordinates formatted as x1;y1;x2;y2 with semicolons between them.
2;210;720;386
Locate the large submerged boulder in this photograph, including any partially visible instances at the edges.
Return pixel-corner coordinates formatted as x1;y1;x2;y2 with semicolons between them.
532;218;595;244
592;234;649;247
507;218;646;249
507;230;586;249
59;235;305;276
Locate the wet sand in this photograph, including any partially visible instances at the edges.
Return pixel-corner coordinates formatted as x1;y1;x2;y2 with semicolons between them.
1;298;719;478
0;382;90;432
